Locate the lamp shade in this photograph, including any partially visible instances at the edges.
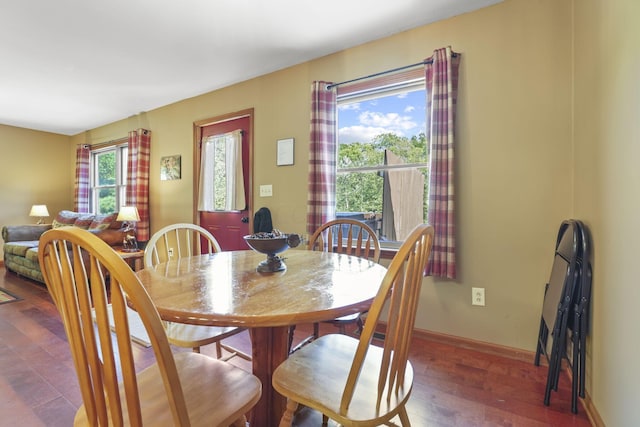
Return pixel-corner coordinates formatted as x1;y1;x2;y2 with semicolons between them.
29;205;49;217
117;206;140;222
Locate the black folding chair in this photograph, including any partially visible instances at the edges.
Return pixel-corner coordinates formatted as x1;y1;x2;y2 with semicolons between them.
534;220;582;409
567;220;592;413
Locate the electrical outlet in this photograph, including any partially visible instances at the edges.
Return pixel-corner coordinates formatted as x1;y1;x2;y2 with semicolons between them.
168;248;174;257
260;184;273;197
472;287;485;306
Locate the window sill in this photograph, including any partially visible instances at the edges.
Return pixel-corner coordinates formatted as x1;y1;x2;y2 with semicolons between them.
380;246;400;260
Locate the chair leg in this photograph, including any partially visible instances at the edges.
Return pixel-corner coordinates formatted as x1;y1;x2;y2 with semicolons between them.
192;346;201;354
355;315;364;335
534;317;547;366
579;329;587;398
289;323;319;354
279;399;298;427
220;343;252;361
322;414;329;426
288;325;296;353
215;341;222;358
397;406;411;426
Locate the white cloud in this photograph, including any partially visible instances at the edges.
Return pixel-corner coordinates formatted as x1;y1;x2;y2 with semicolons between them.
359;111;416;131
338;103;361;111
339;111;417;143
339;125;388;144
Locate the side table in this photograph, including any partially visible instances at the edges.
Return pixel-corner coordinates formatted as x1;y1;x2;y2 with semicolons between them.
113;247;144;271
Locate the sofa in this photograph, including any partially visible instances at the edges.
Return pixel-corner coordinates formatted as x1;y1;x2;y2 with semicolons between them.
2;210;128;284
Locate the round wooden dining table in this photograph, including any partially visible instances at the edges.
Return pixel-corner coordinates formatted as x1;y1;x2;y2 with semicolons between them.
136;249;387;427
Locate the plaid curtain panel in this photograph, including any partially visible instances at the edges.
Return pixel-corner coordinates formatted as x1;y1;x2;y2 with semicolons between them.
306;81;337;235
74;144;90;213
425;47;460;279
127;129;151;242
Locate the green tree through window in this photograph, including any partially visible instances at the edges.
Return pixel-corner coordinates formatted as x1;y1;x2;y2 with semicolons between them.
97;151;116;213
336;132;428;221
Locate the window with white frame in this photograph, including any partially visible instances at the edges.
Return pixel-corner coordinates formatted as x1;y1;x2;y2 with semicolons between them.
90;144;128;214
336;68;428;246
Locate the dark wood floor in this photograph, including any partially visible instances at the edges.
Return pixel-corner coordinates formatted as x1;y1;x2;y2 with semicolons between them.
0;269;592;426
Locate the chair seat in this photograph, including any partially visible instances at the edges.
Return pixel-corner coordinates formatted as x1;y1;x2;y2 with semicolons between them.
164;322;243;347
164;322;252;360
273;334;413;425
330;312;361;323
74;352;261;426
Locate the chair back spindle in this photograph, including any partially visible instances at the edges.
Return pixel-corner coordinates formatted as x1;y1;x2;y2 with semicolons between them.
308;219;381;263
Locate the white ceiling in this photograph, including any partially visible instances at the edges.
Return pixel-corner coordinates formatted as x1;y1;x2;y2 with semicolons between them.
1;0;501;136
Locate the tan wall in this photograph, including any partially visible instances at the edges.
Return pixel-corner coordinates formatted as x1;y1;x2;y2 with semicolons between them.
74;0;573;351
0;124;72;253
574;0;640;424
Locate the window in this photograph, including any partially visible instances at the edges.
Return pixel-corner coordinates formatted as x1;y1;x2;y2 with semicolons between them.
336;70;427;246
90;144;128;214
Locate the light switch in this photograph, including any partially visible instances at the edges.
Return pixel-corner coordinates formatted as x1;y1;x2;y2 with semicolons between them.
260;184;273;197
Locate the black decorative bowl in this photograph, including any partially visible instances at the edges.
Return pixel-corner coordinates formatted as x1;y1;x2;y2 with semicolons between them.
243;233;301;272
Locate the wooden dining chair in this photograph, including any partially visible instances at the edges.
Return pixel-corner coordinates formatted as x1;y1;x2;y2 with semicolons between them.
38;226;261;427
289;218;381;353
273;224;433;426
144;223;251;360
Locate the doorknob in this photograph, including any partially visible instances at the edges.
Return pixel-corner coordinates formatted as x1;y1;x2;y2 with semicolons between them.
241;216;249;223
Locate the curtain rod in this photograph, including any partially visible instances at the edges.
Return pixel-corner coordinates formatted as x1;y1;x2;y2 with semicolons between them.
326;53;458;91
83;136;127;150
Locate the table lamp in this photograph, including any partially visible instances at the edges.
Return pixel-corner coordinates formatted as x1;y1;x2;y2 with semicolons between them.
117;206;140;252
29;204;50;224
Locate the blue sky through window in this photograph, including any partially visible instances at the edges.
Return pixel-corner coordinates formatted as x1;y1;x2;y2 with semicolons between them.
337;90;426;144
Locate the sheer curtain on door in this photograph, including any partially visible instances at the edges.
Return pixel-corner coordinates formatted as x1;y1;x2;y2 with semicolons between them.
198;129;246;212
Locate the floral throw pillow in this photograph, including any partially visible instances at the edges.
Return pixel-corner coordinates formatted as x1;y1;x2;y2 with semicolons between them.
73;214;95;229
52;210;81;229
88;213;117;231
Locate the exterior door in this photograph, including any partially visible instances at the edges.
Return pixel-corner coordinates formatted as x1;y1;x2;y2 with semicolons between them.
195;110;253;250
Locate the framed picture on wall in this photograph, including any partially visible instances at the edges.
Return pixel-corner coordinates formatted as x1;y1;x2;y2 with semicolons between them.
277;138;294;166
160;155;181;180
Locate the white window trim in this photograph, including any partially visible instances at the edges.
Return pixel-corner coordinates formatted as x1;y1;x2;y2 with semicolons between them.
90;143;128;214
